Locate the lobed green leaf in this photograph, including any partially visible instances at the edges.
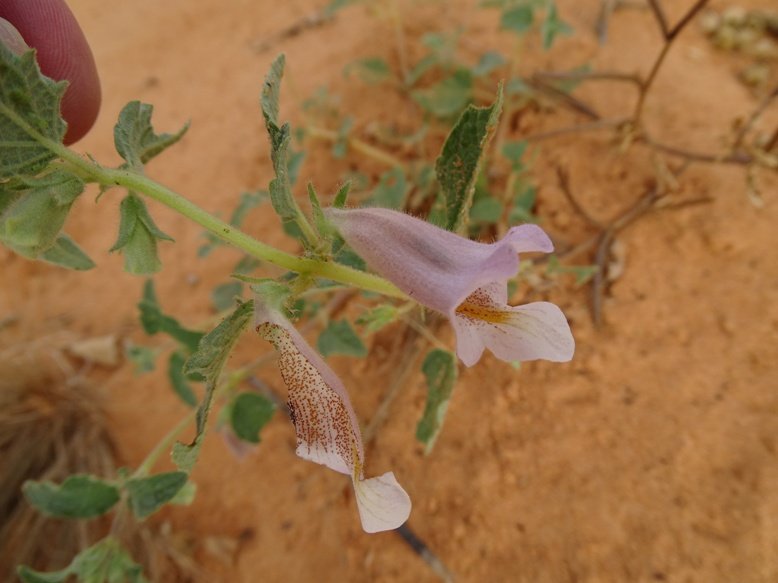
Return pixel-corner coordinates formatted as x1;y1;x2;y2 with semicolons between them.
114;101;189;170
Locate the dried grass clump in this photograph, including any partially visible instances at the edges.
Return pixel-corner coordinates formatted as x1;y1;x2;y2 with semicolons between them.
0;335;199;581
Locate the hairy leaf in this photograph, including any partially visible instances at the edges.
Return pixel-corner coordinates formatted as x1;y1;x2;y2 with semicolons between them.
125;471;188;519
0;45;66;179
436;85;503;232
114;101;189;169
416;349;458;453
23;475;120;519
39;234;96;270
172;300;253;472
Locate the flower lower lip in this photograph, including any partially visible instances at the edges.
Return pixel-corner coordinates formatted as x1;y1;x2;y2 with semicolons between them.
456;302;511;324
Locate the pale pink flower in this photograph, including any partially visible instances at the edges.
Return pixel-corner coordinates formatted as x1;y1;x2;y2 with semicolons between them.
254;299;411;533
325;207;574;367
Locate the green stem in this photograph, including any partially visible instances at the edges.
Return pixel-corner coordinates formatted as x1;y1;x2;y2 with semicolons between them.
133;412;195;477
47;143;407;299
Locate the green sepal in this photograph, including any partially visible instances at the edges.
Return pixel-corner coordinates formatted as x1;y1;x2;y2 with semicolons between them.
333;181;351;208
114;101;189;170
22;474;120;519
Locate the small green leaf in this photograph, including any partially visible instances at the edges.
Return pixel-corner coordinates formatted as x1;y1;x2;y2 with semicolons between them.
168;351;198;407
469;196;503;223
23;475;120;519
546;255;598;286
0;46;66;179
230;191;266;227
172;301;253;472
502;140;528;169
333;181;351;208
169;481;197;506
332;116;353;159
541;2;573;50
501;5;534;34
211;281;244;312
472;51;506;76
416;349;458;453
126;343;159;374
368;168;407;209
509;184;537;223
317;320;367;358
20;537;147;583
436;84;503;232
125;471;188;519
138;280;204;353
356;304;400;333
39;234;96;270
412;69;473;118
111;194;173;275
17;566;71;583
346;57;393;84
230;392;276;444
114;101;189;169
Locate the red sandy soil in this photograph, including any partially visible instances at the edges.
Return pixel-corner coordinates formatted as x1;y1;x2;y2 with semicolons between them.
1;0;777;581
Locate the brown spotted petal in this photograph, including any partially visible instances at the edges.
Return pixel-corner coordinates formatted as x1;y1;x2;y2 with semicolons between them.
255;300;411;533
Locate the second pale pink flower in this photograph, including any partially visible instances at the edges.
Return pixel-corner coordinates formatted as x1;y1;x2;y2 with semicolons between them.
325;207;574;367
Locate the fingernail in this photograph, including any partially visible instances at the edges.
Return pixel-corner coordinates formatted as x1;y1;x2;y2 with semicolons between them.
0;17;29;55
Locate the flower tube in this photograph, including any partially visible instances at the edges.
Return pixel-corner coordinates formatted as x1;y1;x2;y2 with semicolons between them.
254;299;411;533
325;207;574;367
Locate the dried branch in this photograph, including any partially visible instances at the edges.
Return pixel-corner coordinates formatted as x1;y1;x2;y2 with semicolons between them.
646;0;669;39
555;167;605;229
733;85;778;150
534;70;643;90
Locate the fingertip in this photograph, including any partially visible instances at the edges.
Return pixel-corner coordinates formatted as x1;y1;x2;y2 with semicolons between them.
0;0;101;144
